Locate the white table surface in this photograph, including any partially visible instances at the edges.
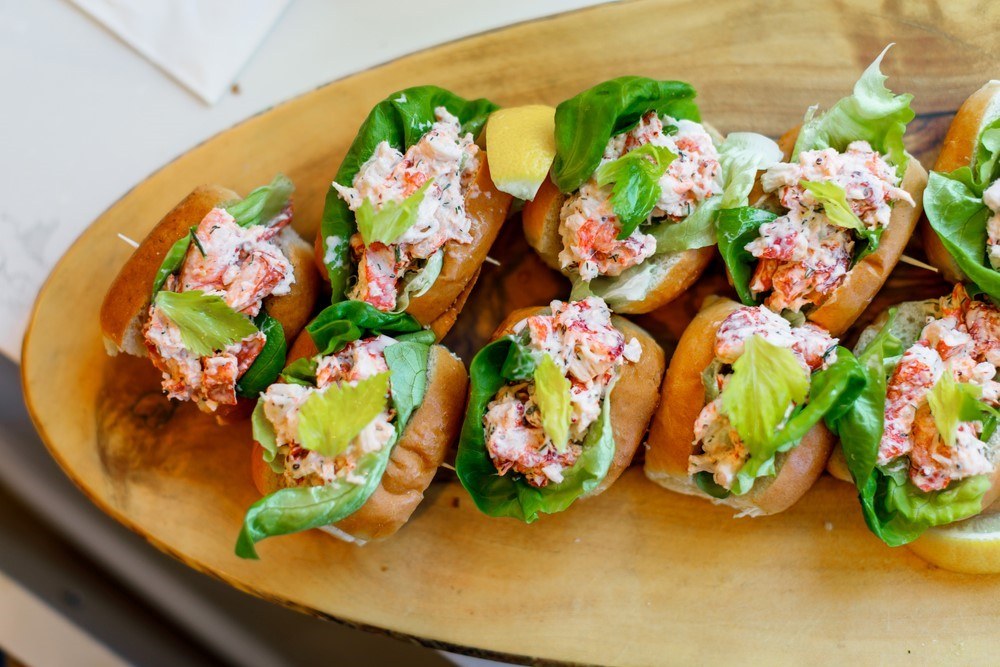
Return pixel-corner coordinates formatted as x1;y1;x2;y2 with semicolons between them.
0;0;611;362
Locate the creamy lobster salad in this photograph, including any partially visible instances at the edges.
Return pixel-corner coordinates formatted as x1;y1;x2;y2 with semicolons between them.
260;336;396;487
143;179;295;412
482;297;640;487
559;112;722;281
745;142;914;313
331;107;480;312
877;285;1000;493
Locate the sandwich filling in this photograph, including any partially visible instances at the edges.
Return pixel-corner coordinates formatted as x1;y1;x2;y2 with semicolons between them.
745;141;913;313
879;285;1000;492
260;336;397;487
482;297;641;487
143;206;295;410
690;305;838;490
331;107;480;311
985;180;1000;270
558;111;721;281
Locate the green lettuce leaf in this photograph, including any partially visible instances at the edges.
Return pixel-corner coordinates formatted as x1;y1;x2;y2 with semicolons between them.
801;180;881;259
832;309;901;490
153;290;257;356
297;373;390;458
236;429;399;558
320;86;497;299
280;357;318;386
551;77;699;193
305;301;432;357
393;249;443;313
716;206;777;305
383;340;430;427
883;471;990;534
251;400;283;474
792;45;914;176
150;232;193;297
649;132;783;253
594;143;677;238
533;354;572;453
924;168;999;300
236;311;286;398
455;337;616;522
355;179;433;246
974;118;1000;186
499;337;538;381
225;174;294;228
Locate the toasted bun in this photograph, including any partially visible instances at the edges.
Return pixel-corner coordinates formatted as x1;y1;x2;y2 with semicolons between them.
749;128;928;337
522;178;714;314
100;185;319;355
252;338;468;543
489;305;666;499
644;296;834;516
923;81;1000;282
825;444;852;483
314;153;511;338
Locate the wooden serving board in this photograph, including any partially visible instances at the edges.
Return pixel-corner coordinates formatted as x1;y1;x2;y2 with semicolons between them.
22;1;1000;664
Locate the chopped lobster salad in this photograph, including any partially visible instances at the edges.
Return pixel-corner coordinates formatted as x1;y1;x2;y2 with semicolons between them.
746;141;913;312
559;112;722;281
689;306;838;489
482;297;641;487
143;206;295;411
261;336;397;487
332;107;480;311
879;285;1000;493
985;180;1000;270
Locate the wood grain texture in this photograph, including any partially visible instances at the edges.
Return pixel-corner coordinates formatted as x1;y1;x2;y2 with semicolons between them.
21;1;1000;664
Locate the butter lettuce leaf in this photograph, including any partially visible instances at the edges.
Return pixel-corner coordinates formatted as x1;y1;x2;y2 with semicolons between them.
924;128;1000;300
226;174;294;228
650;131;782;253
153;290;257;357
150;232;192;297
251;400;283;475
236;310;286;398
551;77;699;193
716;206;777;305
792;45;914;176
456;337;615;522
320;86;497;299
595;143;676;238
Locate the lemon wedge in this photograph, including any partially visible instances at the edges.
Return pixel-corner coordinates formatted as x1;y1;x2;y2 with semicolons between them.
908;508;1000;574
485;105;556;200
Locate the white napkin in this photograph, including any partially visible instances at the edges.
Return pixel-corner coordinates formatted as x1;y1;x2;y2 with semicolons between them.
69;0;290;104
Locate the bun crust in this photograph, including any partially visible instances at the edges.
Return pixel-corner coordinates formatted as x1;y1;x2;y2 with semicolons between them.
756;128;928;337
251;333;468;542
489;305;666;499
522;179;714;314
314;153;511;338
644;296;833;515
923;81;1000;283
